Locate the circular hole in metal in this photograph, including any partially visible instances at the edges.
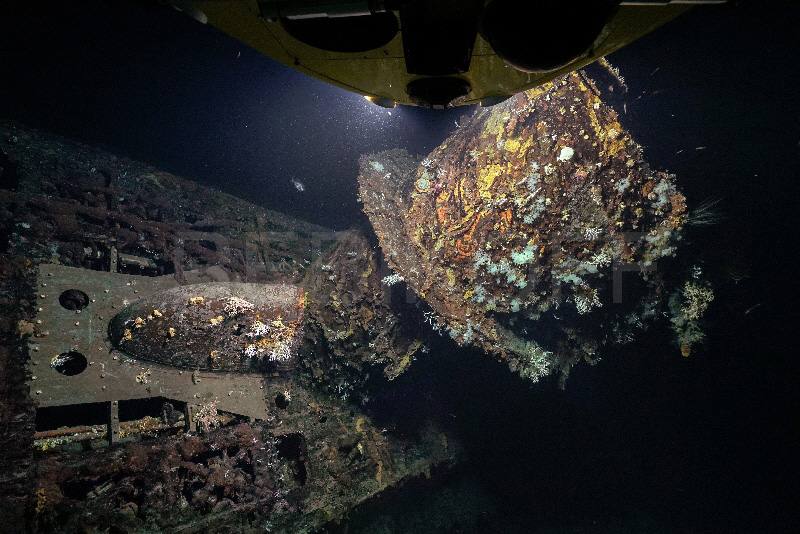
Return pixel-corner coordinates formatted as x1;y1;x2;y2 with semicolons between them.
58;289;90;311
280;12;398;53
52;351;88;376
275;392;290;409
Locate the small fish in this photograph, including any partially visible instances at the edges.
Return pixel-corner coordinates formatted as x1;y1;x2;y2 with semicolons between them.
290;179;306;192
744;303;762;315
171;1;207;23
695;146;707;151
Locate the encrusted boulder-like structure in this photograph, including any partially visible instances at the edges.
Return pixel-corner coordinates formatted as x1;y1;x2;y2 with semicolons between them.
359;72;688;382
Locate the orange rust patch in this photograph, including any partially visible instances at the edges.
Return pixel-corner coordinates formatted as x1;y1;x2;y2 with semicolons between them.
667;192;688;228
454;214;483;260
455;238;476;260
641;180;655;198
436;206;449;224
498;209;513;233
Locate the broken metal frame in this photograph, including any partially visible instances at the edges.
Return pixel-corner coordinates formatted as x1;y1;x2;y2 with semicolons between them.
29;263;279;444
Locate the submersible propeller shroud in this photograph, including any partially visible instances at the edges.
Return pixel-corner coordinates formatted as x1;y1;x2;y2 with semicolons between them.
183;0;726;107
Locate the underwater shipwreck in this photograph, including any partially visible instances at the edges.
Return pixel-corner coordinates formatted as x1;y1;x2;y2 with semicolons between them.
0;71;714;532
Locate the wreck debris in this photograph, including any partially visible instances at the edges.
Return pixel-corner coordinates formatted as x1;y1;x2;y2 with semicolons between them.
301;231;426;387
358;72;691;382
34;423;286;530
0;122;459;532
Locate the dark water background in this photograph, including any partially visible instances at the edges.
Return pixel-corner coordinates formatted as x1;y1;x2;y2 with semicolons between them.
2;1;798;532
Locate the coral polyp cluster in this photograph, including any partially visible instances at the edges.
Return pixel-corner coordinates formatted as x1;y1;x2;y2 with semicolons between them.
359;72;689;382
243;315;297;363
